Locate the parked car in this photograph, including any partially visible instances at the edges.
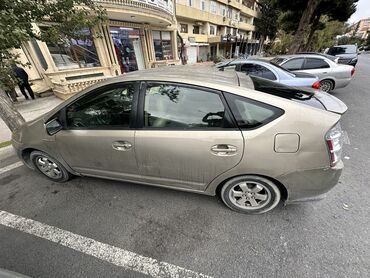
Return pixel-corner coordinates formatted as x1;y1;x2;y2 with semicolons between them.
215;58;321;90
12;67;347;214
325;44;358;66
296;52;339;62
271;54;355;92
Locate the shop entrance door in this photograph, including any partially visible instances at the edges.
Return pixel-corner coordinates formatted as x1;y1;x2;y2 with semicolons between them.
110;27;145;73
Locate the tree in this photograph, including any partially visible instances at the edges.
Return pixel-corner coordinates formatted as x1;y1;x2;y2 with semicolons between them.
0;0;105;132
275;0;358;53
254;0;280;52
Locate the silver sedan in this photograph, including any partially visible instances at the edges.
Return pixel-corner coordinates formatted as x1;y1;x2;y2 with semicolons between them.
271;54;355;92
215;58;321;90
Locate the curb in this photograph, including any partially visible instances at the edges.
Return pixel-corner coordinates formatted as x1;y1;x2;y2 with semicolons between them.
0;145;16;161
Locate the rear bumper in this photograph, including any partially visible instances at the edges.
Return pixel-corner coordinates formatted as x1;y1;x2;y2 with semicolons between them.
334;78;352;89
277;160;343;204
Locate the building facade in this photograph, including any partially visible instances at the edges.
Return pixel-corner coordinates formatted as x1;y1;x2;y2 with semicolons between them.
351;18;370;39
176;0;259;63
15;0;260;99
17;0;179;99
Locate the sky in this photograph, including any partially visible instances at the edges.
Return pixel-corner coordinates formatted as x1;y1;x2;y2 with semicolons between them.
348;0;370;23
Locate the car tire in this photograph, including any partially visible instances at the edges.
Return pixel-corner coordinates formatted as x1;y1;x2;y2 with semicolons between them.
30;151;71;182
220;175;281;214
320;79;334;92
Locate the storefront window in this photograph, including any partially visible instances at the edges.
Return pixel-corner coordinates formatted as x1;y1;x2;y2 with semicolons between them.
110;27;145;73
153;31;173;61
45;28;101;70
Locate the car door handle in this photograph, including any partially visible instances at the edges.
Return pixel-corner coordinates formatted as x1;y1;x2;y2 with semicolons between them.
211;144;237;156
112;141;132;151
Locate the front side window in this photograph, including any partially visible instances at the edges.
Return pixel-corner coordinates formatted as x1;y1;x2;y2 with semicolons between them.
153;31;173;61
220;5;226;16
44;28;101;70
303;58;330;70
210;25;216;35
281;58;305;71
240;64;277;80
224;93;284;129
144;84;230;129
66;84;135;129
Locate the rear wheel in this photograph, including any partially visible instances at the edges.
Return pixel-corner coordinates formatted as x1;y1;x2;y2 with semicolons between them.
30;151;71;182
221;175;281;214
320;79;334;92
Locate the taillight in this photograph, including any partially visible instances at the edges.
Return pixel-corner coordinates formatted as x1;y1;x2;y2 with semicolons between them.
351;67;355;76
325;123;343;167
312;81;321;89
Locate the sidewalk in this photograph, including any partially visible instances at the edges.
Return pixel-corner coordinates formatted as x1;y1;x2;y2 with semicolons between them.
0;95;63;143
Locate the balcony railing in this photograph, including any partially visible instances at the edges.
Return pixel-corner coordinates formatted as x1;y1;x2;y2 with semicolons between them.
96;0;174;16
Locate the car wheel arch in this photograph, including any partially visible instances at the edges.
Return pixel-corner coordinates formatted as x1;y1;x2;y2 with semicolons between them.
21;147;79;175
215;174;288;202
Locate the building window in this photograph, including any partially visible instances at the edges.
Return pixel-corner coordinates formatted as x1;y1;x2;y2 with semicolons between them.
188;0;194;7
200;0;206;11
153;31;173;61
220;5;226;16
180;24;188;33
210;1;217;14
227;8;232;19
193;25;200;34
235;11;240;21
210;25;216;35
44;28;101;71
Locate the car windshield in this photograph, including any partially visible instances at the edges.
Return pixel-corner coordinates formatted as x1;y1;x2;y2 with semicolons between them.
327;45;357;55
250;75;313;100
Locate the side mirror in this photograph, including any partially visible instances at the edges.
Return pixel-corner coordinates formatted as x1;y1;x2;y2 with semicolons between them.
45;119;63;135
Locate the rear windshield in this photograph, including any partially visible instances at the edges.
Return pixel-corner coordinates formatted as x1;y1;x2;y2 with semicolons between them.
270;57;287;65
249;76;325;109
265;60;296;77
327;45;357;55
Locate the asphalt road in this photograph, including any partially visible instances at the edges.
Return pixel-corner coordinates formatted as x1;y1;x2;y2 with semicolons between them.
1;55;370;278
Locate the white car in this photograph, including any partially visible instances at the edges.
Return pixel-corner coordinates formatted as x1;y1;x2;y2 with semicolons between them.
271;54;355;92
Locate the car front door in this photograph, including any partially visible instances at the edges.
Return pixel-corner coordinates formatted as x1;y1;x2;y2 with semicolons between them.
55;82;140;180
134;82;244;191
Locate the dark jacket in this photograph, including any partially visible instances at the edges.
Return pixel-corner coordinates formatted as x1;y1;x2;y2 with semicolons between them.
12;66;29;82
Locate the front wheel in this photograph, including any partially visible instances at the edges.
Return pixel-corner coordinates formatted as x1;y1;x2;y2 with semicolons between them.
30;151;71;182
220;175;281;214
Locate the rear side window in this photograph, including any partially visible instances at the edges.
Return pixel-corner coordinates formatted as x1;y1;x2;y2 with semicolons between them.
282;58;304;71
224;93;284;129
303;58;330;69
240;64;277;80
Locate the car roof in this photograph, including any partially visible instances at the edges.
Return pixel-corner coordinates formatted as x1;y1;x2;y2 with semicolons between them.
98;65;242;88
275;54;329;59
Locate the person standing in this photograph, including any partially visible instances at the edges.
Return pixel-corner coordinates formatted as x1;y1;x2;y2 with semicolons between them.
12;64;35;100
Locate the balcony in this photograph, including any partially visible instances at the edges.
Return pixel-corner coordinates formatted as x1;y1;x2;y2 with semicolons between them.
238;21;255;31
95;0;175;25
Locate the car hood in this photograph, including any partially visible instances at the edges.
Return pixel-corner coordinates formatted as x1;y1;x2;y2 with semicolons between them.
314;91;348;115
335;53;357;59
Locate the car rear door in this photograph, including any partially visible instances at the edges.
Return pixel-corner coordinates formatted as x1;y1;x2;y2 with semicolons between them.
300;58;332;79
134;82;244;191
55;82;140;180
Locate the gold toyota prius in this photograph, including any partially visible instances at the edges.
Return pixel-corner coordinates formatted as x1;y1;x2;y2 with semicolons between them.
11;67;347;214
